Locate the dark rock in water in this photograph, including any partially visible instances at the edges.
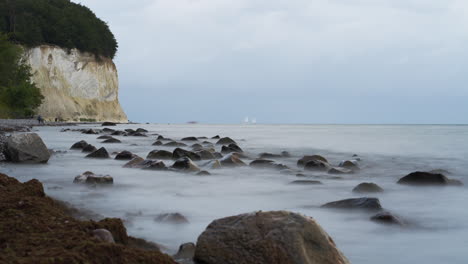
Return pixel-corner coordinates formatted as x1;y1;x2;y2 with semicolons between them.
322;197;382;211
328;167;353;174
194;211;350;264
197;170;211;176
142;160;167;170
93;229;115;243
181;137;198;141
290;180;323;185
197;149;216;160
82;129;99;135
82;144;97;153
147;150;173;160
102;122;116;126
397;171;450;186
97;135;113;140
5;133;51;163
220;153;246;167
111;130;125;136
259;152;281;159
174;242;196;261
353;183;384;193
71;140;88;149
339;160;360;171
173;148;201;161
74;171;113;185
281;151;291;157
102;137;121;143
371;211;404;226
164;141;187;147
172;157;200;172
216;137;236;145
297;155;328;167
211;135;220;139
155;213;189;224
157;135;166;140
123;157;145;168
115;151;134;160
125;129;136;133
296;173;306;177
129;132;148;137
102;128;115;133
136;128;148;133
213;152;223;159
152;140;163;146
304;160;330;171
221;143;243;154
250;159;275;168
191;143;204;151
86;147;110;159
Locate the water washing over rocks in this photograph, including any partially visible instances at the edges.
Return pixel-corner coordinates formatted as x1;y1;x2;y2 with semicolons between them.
1;124;467;264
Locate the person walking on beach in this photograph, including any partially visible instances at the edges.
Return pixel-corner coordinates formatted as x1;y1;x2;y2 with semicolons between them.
37;115;44;124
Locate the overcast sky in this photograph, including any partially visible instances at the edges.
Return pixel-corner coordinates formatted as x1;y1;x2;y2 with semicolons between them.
73;0;468;124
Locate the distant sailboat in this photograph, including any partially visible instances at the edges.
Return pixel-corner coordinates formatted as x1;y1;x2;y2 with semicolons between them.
244;116;249;124
251;118;257;124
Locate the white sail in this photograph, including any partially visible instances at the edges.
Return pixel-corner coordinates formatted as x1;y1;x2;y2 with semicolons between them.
244;116;249;123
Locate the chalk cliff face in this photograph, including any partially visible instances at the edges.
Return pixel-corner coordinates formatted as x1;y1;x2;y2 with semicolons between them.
24;46;128;122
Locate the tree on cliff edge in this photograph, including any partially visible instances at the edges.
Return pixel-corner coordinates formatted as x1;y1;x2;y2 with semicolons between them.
0;33;43;118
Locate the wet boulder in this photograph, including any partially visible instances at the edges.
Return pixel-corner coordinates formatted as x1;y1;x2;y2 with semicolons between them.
353;183;384;193
71;140;88;149
172;157;201;172
173;148;201;161
220;153;246;167
152;140;163;146
321;197;382;211
181;137;198;141
115;151;135;160
111;130;126;136
259;152;281;159
339;160;360;171
82;144;97;153
5;133;51;163
370;211;404;226
203;160;222;169
289;180;323;185
328;167;353;174
155;213;189;224
102;128;116;133
211;135;220;139
297;155;328;167
136;128;148;133
191;143;204;151
147;150;173;160
86;147;110;159
197;149;216;160
215;137;236;145
194;211;350;264
221;143;243;154
101;122;116;126
82;129;99;135
123;157;145;168
141;160;167;170
173;242;196;261
164;141;187;147
397;171;450;186
102;137;121;143
249;159;288;170
74;171;113;185
97;135;113;140
197;170;211;176
304;160;330;171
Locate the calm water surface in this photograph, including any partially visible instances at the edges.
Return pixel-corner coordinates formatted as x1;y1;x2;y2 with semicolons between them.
2;124;467;264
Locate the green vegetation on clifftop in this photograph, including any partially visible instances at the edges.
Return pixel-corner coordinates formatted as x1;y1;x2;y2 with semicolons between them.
0;0;118;59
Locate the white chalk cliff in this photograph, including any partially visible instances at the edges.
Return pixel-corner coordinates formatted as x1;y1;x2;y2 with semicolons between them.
24;45;128;122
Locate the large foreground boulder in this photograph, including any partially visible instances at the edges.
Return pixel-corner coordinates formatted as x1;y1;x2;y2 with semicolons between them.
5;133;51;163
194;211;349;264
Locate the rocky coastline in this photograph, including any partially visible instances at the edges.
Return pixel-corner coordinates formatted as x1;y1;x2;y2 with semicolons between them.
0;123;464;263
